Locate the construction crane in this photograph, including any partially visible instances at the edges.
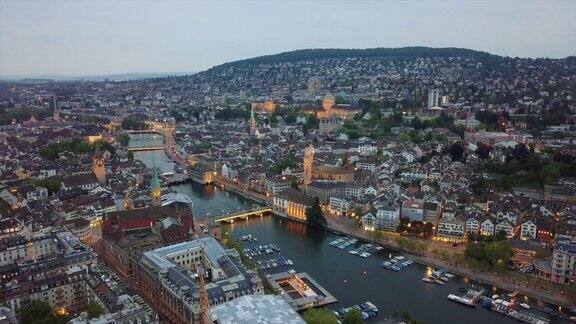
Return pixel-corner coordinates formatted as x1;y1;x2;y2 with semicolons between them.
197;266;212;324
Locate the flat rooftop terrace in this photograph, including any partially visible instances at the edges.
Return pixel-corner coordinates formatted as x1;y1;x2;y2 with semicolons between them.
266;270;337;311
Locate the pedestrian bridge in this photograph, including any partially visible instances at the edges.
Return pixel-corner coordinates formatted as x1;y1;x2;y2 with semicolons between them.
213;207;272;223
127;146;164;151
127;129;162;134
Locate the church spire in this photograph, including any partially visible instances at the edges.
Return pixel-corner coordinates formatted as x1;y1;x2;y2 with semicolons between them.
150;154;161;206
249;106;257;136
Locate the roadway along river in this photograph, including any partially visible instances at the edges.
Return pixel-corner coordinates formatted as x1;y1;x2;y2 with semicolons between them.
130;137;569;324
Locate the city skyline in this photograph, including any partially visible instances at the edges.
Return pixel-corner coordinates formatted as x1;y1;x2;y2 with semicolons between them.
1;0;575;77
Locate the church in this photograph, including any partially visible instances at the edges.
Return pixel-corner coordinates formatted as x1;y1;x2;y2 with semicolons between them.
302;93;361;120
303;144;354;185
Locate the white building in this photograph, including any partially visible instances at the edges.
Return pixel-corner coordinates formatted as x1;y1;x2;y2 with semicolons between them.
329;196;350;214
495;220;515;238
520;220;537;240
427;89;440;108
480;218;495;236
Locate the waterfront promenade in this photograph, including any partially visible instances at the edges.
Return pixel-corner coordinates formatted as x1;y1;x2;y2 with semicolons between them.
325;215;575;311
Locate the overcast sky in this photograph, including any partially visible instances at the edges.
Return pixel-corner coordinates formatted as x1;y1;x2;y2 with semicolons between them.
1;0;575;77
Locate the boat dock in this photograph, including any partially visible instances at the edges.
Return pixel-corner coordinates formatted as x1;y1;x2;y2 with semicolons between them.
243;244;281;258
257;256;294;269
334;301;379;321
382;255;414;271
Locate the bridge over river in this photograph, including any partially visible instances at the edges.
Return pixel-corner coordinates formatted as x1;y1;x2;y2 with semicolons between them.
212;207;272;223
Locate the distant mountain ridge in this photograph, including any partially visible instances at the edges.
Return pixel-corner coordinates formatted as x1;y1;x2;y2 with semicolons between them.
0;71;194;83
207;46;507;71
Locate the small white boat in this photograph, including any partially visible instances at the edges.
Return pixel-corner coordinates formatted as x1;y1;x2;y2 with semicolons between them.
492;294;499;299
519;303;530;309
444;273;455;278
435;279;445;285
422;277;433;283
349;250;358;255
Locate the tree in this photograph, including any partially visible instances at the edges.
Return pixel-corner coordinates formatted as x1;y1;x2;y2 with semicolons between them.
271;158;298;174
511;144;529;163
116;134;130;146
121;116;149;130
19;300;52;324
448;142;464;161
291;181;300;190
343;308;364;324
465;236;513;270
86;300;104;319
18;300;67;324
303;308;338;324
33;178;61;195
476;143;491;160
399;133;411;143
306;198;327;229
471;177;488;200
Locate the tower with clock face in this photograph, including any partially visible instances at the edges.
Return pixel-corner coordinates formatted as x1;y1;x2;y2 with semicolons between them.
150;166;161;206
93;155;106;183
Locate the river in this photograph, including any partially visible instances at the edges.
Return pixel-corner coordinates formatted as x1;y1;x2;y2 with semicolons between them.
130;135;570;324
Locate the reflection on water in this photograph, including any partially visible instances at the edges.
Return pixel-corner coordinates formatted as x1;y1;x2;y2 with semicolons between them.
281;219;308;237
128;134;163;148
133;150;174;173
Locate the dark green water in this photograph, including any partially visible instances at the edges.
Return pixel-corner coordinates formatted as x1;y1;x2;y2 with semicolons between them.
131;137;570;324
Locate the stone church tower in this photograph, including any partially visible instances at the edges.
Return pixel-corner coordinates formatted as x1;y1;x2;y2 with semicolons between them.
249;106;257;136
322;93;336;113
303;144;314;186
93;148;106;183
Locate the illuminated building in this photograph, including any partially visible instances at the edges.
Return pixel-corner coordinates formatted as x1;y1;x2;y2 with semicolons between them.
273;188;314;221
150;165;161;206
302;144;354;187
133;237;263;324
303;144;313;186
92;148;106;183
251;100;276;113
302;93;360;120
63;218;92;242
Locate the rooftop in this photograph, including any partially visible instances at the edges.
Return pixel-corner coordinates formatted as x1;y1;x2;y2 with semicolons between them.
212;294;304;324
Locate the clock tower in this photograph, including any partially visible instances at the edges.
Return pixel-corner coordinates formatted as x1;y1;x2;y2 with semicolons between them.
303;144;314;186
150;166;161;206
93;148;106;183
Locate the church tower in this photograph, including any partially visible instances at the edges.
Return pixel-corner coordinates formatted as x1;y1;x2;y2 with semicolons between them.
52;95;60;122
322;93;336;113
93;147;106;183
249;106;257;136
150;158;161;206
303;144;314;186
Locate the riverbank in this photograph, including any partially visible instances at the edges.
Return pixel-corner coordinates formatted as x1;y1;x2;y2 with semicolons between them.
174;166;575;312
323;216;575;311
